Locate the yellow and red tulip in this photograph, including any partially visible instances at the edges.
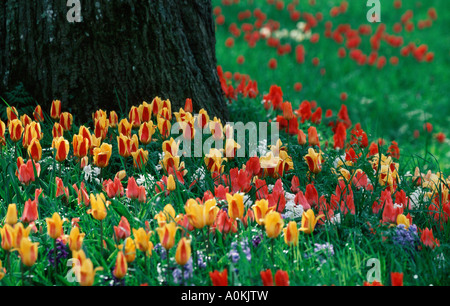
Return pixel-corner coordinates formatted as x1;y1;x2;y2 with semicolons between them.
109;111;119;128
46;212;64;240
175;237;191;266
154;204;176;227
78;258;103;286
59;112;73;131
139;101;152;123
131;148;149;170
304;148;323;174
139;121;156;145
52;122;64;138
93;143;112;168
7;106;19;123
52;136;70;162
299;209;324;234
156;222;178;250
283;221;299;246
185;198;219;229
113;251;128;279
33;105;44;122
252;199;274;226
8;119;23;143
68;226;85;251
50;100;62;120
17;238;39;267
0;119;5;147
73;134;89;158
27;138;42;162
129;106;141;128
94;115;109;140
157;116;171;139
118;119;132;137
0;224;14;251
226;193;245;221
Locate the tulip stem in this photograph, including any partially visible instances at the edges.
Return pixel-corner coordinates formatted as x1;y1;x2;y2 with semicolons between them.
21;261;24;286
271;238;275;266
100;220;104;255
166;253;170;284
7;251;11;283
53;239;57;272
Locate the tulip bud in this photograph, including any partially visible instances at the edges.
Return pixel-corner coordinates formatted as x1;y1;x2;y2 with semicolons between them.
113;251;128;279
5;204;18;225
46;212;64;240
50;100;62;120
175;237;191;266
52;136;70;162
8;119;23;143
18;238;39;267
264;211;284;238
283;221;299;246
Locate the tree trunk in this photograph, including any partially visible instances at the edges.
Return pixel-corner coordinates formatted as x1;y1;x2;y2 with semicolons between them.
0;0;228;122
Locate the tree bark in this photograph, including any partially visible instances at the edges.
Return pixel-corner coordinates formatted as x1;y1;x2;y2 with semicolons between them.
0;0;228;122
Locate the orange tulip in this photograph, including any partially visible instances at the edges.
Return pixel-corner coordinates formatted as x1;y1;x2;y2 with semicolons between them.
114;216;131;241
21;199;39;224
308;126;320;147
52;136;70;162
50;100;62;119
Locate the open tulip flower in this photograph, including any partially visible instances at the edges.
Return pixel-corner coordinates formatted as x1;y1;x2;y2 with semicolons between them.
93;143;112;168
304;148;323;174
299;209;324;235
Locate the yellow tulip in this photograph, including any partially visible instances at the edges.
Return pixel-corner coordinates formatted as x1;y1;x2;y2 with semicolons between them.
69;226;85;251
154;204;176;227
17;238;39;267
283;221;299;246
167;175;176;192
185;198;219;229
79;258;103;286
264;211;284;239
88;194;108;221
0;259;6;281
396;214;410;229
46;213;64;240
120;237;136;263
12;222;32;249
252;199;274;226
175;237;191;266
156;222;178;250
299;209;324;235
226;193;245;221
5;204;18;226
133;228;152;253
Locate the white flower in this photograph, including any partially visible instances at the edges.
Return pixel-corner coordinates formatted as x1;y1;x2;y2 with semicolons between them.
284;201;304;220
82;164;101;182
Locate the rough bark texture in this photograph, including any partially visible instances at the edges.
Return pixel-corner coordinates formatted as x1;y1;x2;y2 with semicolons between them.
0;0;228;122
